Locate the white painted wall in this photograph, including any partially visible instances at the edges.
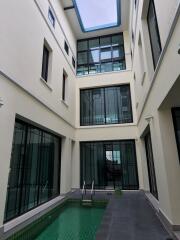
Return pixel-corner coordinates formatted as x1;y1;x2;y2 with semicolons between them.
131;0;180;226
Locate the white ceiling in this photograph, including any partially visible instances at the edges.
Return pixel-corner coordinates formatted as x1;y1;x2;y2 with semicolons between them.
60;0;130;40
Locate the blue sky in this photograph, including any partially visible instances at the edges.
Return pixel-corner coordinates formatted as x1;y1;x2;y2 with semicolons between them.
75;0;118;31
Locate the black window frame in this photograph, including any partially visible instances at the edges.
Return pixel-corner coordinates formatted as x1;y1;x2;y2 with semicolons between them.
4;119;61;223
48;8;55;28
64;41;69;55
62;72;66;101
41;45;50;82
80;84;133;126
80;140;139;190
172;108;180;163
72;56;76;69
147;0;162;69
77;33;126;76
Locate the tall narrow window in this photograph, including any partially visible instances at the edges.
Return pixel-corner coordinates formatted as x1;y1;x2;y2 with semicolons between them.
41;45;49;82
64;41;69;55
147;0;162;69
62;71;67;101
144;130;158;199
4;120;61;223
172;108;180;163
48;8;55;27
72;57;76;69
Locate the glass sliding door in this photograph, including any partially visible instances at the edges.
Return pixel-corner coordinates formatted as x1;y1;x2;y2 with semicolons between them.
144;131;158;199
80;140;139;190
4;120;61;223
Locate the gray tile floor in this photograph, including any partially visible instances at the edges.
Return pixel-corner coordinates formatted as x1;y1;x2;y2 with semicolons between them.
69;190;173;240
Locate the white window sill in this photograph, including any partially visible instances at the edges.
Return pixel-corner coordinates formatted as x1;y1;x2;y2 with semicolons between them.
78;122;136;129
61;99;69;108
40;77;53;91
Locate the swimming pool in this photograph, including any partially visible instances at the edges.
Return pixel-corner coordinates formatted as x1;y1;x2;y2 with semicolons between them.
7;200;107;240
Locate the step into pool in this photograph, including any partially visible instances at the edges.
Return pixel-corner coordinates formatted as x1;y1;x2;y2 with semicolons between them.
8;201;107;240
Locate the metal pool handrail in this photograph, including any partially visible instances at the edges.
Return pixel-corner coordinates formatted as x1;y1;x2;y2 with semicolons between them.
91;180;95;200
82;180;86;198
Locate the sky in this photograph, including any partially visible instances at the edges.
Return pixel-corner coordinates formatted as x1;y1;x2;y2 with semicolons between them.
75;0;118;31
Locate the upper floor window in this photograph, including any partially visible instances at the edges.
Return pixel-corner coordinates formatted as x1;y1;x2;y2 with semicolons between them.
147;0;162;69
62;71;67;101
64;41;69;55
80;85;133;126
41;45;49;82
77;33;126;76
72;57;76;69
48;8;55;28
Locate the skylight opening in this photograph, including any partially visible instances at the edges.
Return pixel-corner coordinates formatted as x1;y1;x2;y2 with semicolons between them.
73;0;121;32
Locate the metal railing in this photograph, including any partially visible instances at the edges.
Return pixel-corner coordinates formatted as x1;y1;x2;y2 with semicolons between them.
91;180;95;200
81;181;86;200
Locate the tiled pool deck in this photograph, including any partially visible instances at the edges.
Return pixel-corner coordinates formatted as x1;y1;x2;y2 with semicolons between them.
69;190;173;240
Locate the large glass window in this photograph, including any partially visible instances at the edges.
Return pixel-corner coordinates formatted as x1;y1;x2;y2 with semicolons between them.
4;120;61;223
77;33;126;75
80;140;139;190
73;0;120;32
172;108;180;163
80;85;133;126
144;130;158;199
147;0;162;69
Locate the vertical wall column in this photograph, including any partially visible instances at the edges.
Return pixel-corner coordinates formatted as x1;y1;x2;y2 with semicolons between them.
60;137;72;194
158;109;180;226
0;109;15;226
148;112;173;223
71;141;80;189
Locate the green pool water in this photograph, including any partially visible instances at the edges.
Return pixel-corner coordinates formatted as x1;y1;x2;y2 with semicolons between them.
35;202;105;240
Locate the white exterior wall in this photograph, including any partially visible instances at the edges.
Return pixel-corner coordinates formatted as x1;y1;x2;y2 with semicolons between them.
0;0;180;232
131;0;180;226
0;0;77;226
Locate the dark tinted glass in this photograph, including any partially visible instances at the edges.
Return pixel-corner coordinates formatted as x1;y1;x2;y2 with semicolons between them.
64;41;69;55
80;85;133;126
172;108;180;163
80;141;139;190
77;33;126;75
48;9;55;27
4;120;61;222
41;45;49;81
147;0;162;68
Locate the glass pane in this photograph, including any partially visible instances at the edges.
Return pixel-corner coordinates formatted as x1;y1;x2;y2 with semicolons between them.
113;61;126;71
112;34;123;46
89;64;101;74
80;141;138;190
105;87;119;124
113;46;125;59
78;40;88;51
89;50;100;63
78;52;88;65
77;65;88;75
147;0;161;68
89;38;99;49
92;88;105;125
101;62;112;72
4;120;61;223
101;48;111;62
117;86;132;123
100;36;111;48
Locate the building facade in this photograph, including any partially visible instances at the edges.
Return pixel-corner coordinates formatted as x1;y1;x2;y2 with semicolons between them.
0;0;180;237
